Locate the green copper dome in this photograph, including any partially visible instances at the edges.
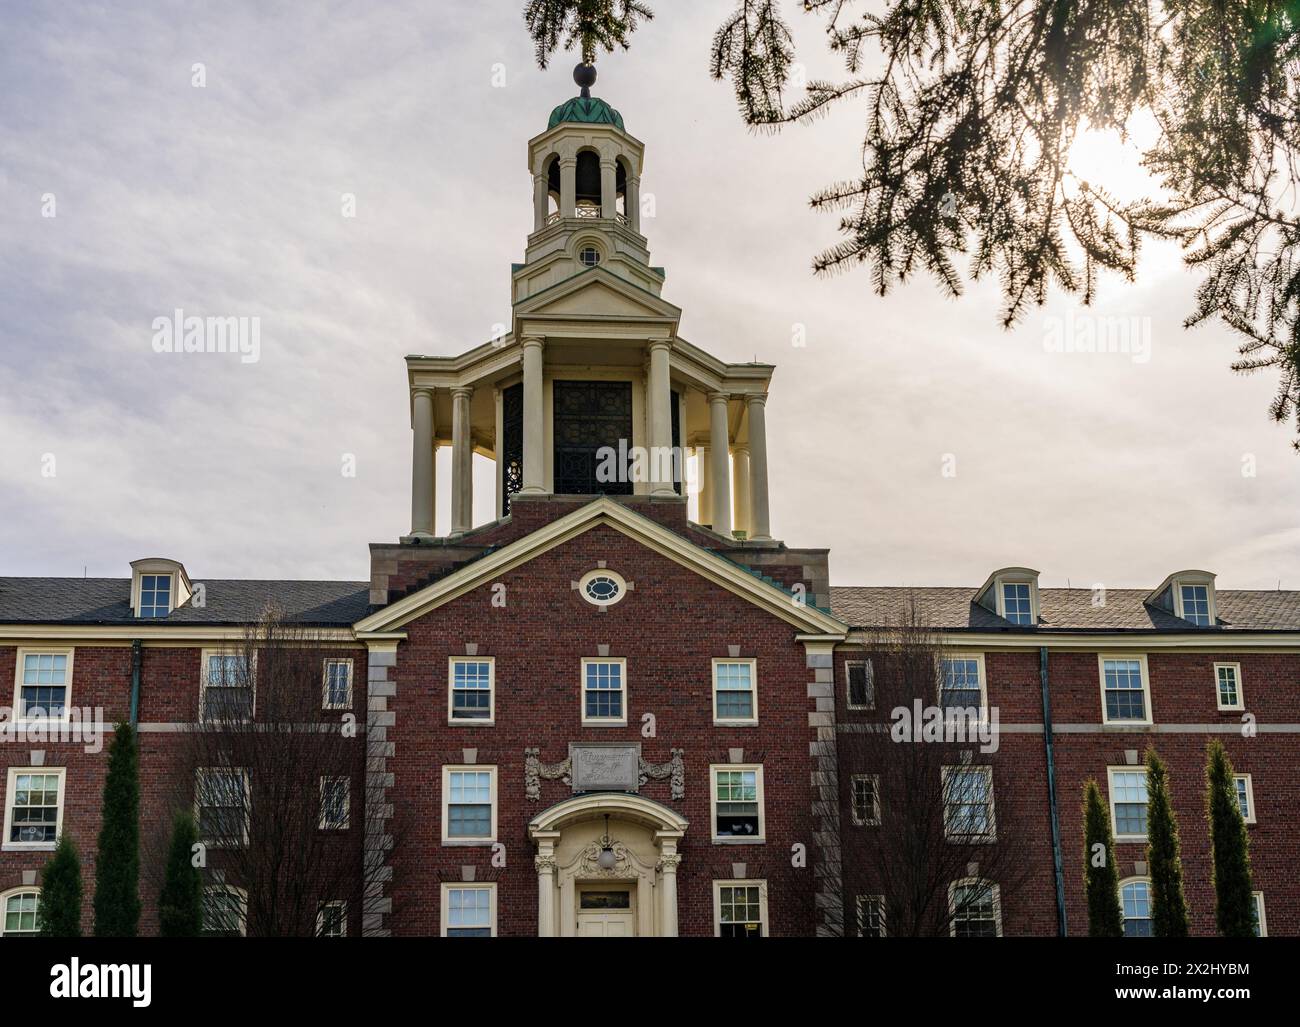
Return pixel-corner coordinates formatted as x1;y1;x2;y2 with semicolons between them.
548;96;624;131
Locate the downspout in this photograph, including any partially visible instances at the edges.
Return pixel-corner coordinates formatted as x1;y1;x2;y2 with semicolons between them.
1040;645;1067;936
130;639;142;728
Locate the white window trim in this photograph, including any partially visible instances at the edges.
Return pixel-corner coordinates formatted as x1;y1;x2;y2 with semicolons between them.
317;900;347;937
712;878;768;938
709;763;766;844
711;657;758;726
1214;662;1244;712
855;894;887;937
936;653;988;718
199;648;257;723
941;764;997;842
1119;876;1153;936
1234;773;1256;825
448;655;496;726
580;656;628;727
440;882;497;937
850;773;881;827
2;765;66;853
996;578;1039;626
1253;892;1268;937
319;776;351;830
321;658;353;711
1098;653;1153;727
441;764;498;846
0;886;41;936
195;767;251;848
12;646;74;725
947;877;1003;937
577;568;627;608
844;658;874;711
1107;766;1149;842
1173;578;1217;626
203;885;247;936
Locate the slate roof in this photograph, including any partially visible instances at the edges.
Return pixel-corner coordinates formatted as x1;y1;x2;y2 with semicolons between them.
0;577;370;626
829;586;1300;633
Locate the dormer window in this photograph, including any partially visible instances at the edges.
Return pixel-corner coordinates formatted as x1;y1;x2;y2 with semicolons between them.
1001;582;1034;625
138;574;172;618
129;558;193;620
1146;571;1217;628
974;567;1040;627
1179;584;1211;626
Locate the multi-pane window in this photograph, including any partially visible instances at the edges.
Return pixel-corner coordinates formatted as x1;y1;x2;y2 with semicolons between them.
322;659;352;710
444;885;494;937
1;890;40;936
712;767;763;840
1180;584;1211;626
1109;769;1149;839
317;901;347;937
138;573;172;617
581;659;626;724
17;650;69;720
1121;880;1152;937
943;766;995;840
846;660;873;710
1101;658;1149;723
203;888;246;936
716;883;765;938
449;659;494;723
1215;663;1243;711
1001;582;1034;625
856;895;886;938
4;770;63;846
201;652;254;721
1235;775;1255;823
196;769;250;846
950;880;1000;937
444;768;494;842
851;775;880;826
713;660;756;724
319;777;350;830
1252;893;1267;937
939;657;983;713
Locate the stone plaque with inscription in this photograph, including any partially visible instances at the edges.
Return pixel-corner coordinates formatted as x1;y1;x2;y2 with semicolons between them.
569;743;641;792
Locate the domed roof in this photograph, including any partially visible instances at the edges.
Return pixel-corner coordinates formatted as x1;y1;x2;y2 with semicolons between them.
548;95;624;131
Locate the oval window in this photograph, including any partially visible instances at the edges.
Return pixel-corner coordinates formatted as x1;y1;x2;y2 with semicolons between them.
579;569;626;607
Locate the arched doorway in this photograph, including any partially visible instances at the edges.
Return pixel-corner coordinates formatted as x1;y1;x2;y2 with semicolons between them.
529;793;687;937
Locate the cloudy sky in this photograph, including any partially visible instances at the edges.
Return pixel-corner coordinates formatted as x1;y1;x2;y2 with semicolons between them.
2;1;1297;592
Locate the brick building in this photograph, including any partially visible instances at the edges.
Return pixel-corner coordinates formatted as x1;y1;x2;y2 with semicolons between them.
1;72;1296;938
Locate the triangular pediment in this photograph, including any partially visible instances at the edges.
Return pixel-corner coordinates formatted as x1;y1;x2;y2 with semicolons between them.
514;268;682;323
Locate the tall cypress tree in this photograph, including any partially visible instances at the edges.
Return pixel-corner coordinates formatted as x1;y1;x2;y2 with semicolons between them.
158;812;204;937
38;834;83;936
1145;748;1189;936
93;722;141;936
1082;778;1123;937
1206;740;1255;936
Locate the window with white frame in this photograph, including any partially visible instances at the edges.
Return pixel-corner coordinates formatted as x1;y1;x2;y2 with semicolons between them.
712;659;757;725
442;883;495;937
319;776;350;830
449;657;494;723
1099;656;1151;724
714;880;767;937
710;765;764;842
856;895;886;937
0;888;40;936
939;656;985;714
846;660;873;710
1108;768;1149;841
200;651;254;722
949;879;1001;937
1121;878;1152;937
196;768;250;846
203;887;246;936
442;766;496;843
1179;584;1212;626
581;658;626;725
1252;892;1267;937
14;648;72;721
1234;774;1255;824
1215;663;1243;711
322;659;352;710
1001;582;1034;625
851;774;880;826
317;901;347;937
138;573;173;618
3;767;65;850
943;765;996;841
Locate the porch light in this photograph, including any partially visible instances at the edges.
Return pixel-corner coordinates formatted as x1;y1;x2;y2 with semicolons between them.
598;814;617;870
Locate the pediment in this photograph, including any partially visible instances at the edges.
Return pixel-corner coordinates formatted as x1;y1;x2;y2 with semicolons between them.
514;269;681;324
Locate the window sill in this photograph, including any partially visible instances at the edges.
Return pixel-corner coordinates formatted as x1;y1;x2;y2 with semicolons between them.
711;837;766;846
580;721;628;728
713;720;759;728
448;719;496;727
441;838;495;847
1100;721;1154;731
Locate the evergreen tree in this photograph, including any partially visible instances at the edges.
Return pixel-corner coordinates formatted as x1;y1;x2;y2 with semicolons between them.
158;812;204;937
93;722;141;936
38;834;83;937
1206;740;1255;936
1082;778;1122;937
1144;748;1189;936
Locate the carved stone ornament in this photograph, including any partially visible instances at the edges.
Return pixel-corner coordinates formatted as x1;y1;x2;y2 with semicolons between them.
576;841;632;878
639;748;686;800
524;747;572;801
526;746;685;800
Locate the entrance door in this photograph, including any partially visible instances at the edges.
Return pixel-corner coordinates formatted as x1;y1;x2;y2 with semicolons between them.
576;888;634;937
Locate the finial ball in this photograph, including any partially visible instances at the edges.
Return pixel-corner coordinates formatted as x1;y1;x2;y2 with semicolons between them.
574;63;597;92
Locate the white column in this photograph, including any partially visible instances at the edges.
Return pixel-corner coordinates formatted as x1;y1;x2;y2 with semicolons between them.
521;336;546;493
627;176;641;232
732;444;751;538
658;849;680;937
696;444;712;525
533;174;548;231
559;158;576;218
600;158;617;219
647;341;674;496
708;392;732;536
746;394;771;540
451;386;473;534
535;850;557;938
410;388;436;537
